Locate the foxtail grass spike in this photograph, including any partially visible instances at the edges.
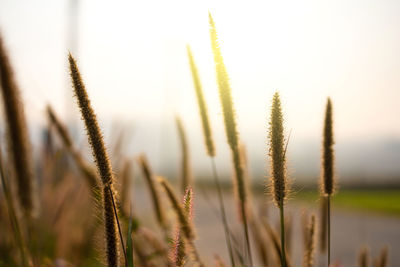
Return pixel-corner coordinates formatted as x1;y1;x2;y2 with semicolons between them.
186;45;215;157
137;154;167;231
320;97;335;267
188;44;235;266
68;53;120;266
159;177;194;240
209;12;252;266
268;92;288;207
302;214;316;267
0;36;35;217
175;116;193;193
321;97;335;196
68;53;113;186
268;92;289;267
159;178;204;267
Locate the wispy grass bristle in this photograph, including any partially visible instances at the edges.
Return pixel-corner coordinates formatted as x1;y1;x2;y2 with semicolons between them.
0;36;34;217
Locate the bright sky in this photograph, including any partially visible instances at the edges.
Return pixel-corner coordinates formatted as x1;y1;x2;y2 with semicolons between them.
1;0;400;178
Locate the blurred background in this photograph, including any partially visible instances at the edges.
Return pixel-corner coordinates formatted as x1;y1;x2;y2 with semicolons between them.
0;0;400;185
1;0;400;266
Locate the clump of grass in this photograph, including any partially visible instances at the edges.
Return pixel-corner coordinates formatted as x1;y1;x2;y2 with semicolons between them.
175;116;193;194
208;12;252;266
68;53;124;267
268;92;290;267
319;97;336;266
0;36;35;218
302;214;316;267
187;44;235;266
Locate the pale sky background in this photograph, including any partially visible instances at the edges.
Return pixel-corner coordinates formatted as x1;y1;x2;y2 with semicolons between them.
0;0;399;183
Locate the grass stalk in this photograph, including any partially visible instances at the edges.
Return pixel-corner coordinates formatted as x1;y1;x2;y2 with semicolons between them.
320;98;335;267
187;44;234;266
268;92;289;267
0;36;34;218
68;53;123;266
208;13;252;266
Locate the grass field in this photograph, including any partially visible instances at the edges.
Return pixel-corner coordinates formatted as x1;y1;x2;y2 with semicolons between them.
295;189;400;216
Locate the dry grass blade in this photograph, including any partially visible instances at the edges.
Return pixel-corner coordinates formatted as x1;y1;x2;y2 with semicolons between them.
0;36;34;218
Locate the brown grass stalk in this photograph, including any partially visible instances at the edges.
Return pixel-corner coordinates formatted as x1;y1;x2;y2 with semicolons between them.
0;35;35;218
68;53;123;266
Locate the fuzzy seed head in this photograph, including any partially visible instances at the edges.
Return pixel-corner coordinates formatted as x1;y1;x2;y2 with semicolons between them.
159;177;195;240
187;45;215;157
302;214;316;267
0;36;34;217
68;53;114;187
138;154;166;229
268;92;288;207
209;12;238;151
321;97;335;196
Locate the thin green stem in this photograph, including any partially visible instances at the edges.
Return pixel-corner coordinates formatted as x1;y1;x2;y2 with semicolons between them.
279;203;286;267
211;158;235;267
327;195;331;267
